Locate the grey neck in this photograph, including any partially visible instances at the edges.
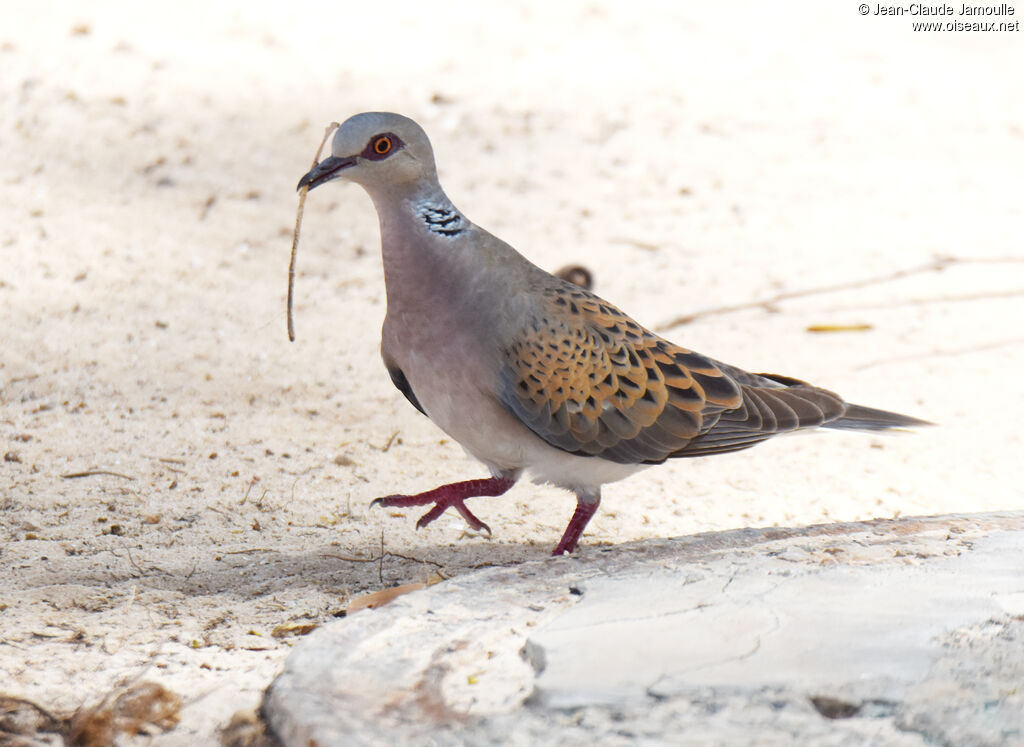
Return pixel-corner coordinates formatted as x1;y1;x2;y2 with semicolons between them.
368;180;476;318
366;178;469;243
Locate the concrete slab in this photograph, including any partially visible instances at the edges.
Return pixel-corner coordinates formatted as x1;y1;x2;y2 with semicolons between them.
263;512;1024;746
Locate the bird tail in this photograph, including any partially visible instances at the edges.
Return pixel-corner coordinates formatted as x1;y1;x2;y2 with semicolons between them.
824;403;934;432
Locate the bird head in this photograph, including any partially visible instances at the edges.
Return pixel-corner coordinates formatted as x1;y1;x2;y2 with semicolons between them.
297;112;437;194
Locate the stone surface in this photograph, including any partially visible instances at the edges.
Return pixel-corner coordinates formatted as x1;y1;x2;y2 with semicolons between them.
263;512;1024;746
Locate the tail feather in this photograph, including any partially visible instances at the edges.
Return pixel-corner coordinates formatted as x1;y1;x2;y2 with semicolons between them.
825;403;934;432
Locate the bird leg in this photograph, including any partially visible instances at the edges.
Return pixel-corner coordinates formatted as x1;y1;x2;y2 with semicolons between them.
371;476;516;536
552;491;602;556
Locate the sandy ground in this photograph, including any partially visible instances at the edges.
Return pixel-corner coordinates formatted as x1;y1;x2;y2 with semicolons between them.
2;1;1022;742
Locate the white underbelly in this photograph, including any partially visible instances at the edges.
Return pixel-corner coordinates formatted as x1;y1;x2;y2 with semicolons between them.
403;349;643;491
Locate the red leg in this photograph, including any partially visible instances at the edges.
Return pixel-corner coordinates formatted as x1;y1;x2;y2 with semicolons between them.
552;492;602;556
371;477;516;536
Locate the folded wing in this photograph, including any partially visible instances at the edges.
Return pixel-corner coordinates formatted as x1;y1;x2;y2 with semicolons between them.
497;282;847;464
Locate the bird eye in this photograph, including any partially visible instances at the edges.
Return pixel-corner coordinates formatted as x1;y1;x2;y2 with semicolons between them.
373;136;392;155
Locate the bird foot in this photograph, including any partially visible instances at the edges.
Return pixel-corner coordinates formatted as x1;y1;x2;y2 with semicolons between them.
371;477;516;536
551;494;602;556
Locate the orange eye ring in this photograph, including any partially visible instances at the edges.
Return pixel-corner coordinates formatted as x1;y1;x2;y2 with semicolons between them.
373;136;392;155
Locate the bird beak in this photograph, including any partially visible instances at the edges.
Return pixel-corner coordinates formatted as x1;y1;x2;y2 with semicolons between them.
296;155;357;191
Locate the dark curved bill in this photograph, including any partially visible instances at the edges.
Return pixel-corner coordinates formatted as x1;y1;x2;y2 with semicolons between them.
297;155;356;191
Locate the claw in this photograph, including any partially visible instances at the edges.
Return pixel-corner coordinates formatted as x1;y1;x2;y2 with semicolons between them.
414;499;491;535
370;477;514;536
370;495;401;509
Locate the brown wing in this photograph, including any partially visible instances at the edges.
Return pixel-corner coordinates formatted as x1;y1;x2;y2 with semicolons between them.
675;372;846;457
498;281;846;464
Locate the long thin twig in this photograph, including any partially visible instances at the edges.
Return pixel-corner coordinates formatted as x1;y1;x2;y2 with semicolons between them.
855;336;1024;371
288;121;340;342
656;255;1024;330
822;287;1024;313
321;551;443;568
321;553;379;563
61;470;136;481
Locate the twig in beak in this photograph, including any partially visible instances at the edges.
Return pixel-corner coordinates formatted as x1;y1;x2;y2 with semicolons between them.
288;121;340;342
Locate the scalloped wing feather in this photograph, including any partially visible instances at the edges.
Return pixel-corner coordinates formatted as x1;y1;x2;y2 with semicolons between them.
498;282;848;464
